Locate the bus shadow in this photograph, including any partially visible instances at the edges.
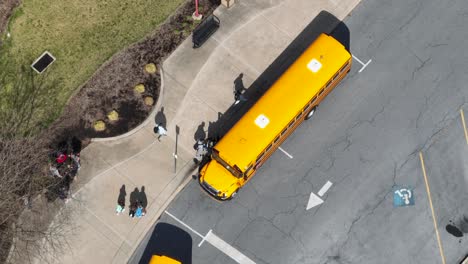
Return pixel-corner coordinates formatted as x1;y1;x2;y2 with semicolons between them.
204;11;350;142
138;222;192;264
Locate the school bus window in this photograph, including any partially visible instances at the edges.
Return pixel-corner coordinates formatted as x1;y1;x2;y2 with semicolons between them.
281;128;287;136
212;150;242;178
197;33;351;201
333;72;339;80
340;62;349;72
245;165;253;175
256;152;265;163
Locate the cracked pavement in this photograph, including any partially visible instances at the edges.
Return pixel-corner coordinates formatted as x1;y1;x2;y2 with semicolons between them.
131;0;468;262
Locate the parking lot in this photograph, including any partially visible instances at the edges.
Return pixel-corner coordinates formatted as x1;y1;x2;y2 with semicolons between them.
131;0;468;262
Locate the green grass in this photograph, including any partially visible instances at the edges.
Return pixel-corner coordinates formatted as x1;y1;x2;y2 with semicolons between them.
1;0;186;131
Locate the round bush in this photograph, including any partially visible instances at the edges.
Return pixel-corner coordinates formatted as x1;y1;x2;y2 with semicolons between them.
134;84;145;94
93;120;106;131
145;63;157;74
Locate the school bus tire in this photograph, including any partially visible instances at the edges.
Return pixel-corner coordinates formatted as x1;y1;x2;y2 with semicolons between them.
305;106;317;120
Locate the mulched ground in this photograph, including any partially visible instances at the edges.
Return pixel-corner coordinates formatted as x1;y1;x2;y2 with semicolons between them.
48;0;220;145
0;2;220;259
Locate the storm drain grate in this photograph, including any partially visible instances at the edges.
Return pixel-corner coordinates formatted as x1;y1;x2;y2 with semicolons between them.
31;51;56;74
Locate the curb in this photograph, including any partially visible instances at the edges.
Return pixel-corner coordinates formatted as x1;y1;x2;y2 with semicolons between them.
125;160;198;263
91;67;165;142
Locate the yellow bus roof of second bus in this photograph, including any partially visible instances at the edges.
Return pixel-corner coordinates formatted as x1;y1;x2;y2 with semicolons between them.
149;255;181;264
215;33;351;171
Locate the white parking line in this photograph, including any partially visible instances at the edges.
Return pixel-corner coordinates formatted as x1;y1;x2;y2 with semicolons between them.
278;147;293;159
205;230;256;264
164;211;256;264
164;210;204;238
352;54;372;73
317;181;333;197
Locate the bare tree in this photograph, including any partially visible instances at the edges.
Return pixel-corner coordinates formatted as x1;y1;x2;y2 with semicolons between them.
0;50;76;263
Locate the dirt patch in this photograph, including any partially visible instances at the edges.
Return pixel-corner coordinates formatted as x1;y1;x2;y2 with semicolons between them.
50;0;220;144
0;0;20;37
1;2;220;260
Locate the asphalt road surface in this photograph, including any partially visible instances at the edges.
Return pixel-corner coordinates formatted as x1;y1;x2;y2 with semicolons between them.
131;0;468;262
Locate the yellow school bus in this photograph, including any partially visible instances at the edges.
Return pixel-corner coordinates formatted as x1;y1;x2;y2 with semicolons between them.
199;33;352;200
149;255;181;264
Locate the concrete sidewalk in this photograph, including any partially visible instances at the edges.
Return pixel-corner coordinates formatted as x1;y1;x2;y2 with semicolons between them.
163;0;360;153
27;0;361;263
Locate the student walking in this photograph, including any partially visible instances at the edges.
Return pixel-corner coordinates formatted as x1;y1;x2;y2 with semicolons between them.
135;202;143;218
233;73;247;105
153;123;167;141
116;184;126;215
129;202;137;218
233;90;247;105
116;198;125;215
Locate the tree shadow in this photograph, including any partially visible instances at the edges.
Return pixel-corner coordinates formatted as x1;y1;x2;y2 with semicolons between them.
155;107;167;128
54;136;82;155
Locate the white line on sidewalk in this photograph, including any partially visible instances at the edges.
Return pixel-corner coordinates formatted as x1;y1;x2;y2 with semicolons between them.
317;181;333;197
278;147;293;159
352;54;372;73
164;211;257;264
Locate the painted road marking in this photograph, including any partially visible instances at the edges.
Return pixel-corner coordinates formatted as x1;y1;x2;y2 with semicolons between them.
317;181;333;197
461;109;468;145
164;210;204;238
352;54;372;73
205;230;256;264
306;192;324;210
164;211;256;264
278;147;293;159
419;152;446;264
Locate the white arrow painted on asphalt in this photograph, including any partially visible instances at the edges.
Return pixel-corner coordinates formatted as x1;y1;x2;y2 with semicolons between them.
306;192;324;210
306;181;333;210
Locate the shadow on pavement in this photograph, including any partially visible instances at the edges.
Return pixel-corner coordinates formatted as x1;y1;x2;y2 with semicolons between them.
130;187;140;206
118;184;126;207
138;222;193;264
330;21;351;52
203;11;350;141
194;121;207;141
155;106;167;128
139;186;148;209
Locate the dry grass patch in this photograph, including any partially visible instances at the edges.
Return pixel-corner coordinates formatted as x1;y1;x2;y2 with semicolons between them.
2;0;185;127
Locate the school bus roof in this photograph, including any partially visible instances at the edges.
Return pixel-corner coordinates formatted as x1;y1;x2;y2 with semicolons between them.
215;33;351;171
149;255;181;264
